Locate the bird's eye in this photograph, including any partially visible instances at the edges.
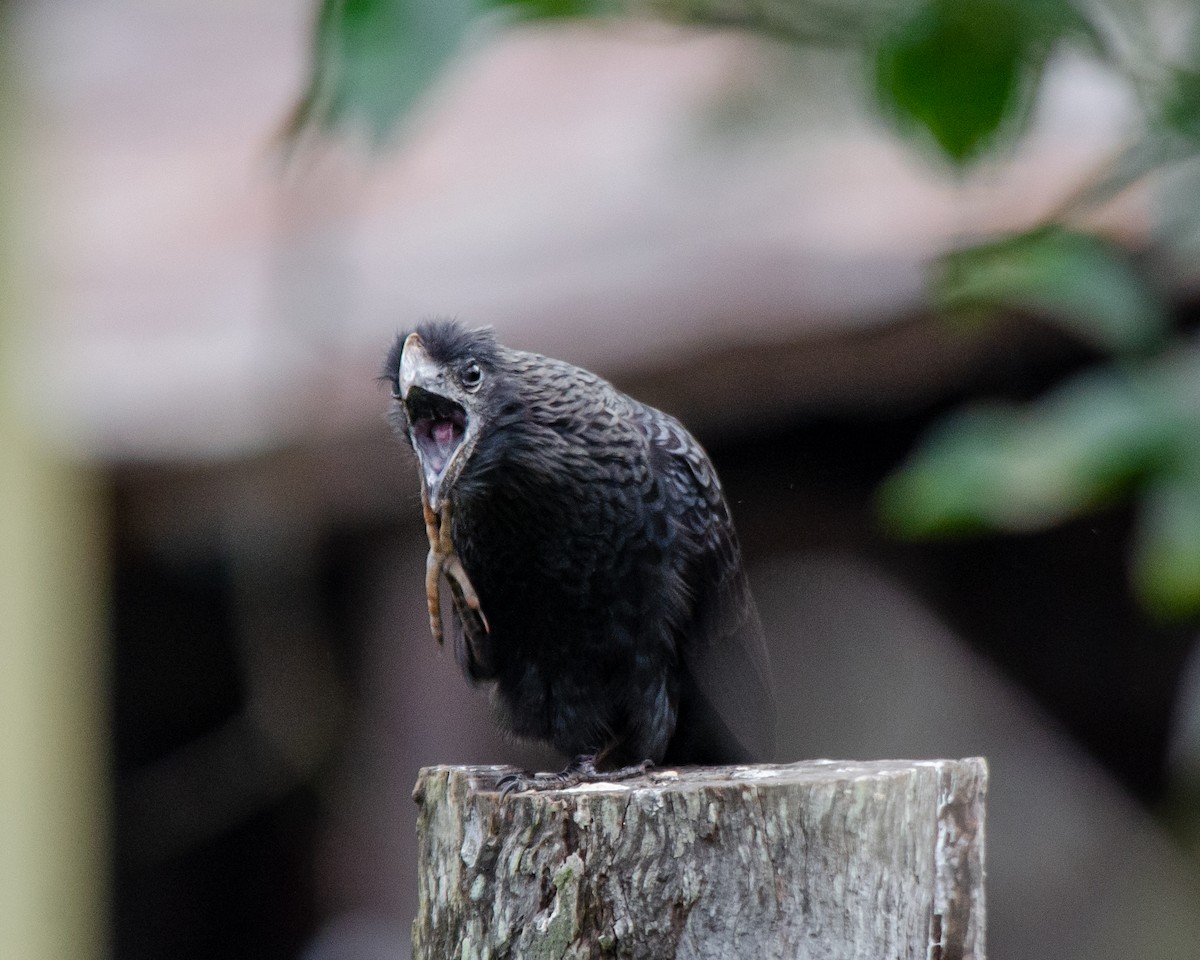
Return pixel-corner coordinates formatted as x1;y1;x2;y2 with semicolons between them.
460;360;483;391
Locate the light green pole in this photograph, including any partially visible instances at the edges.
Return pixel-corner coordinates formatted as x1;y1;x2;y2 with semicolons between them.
0;10;109;960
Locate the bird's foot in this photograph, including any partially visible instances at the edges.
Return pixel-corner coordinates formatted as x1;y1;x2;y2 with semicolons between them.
497;755;653;799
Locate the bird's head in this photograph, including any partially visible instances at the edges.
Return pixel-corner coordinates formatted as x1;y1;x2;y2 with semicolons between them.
383;320;502;511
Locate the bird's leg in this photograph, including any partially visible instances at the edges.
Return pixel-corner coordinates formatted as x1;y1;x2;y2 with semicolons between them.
422;495;490;645
497;754;654;799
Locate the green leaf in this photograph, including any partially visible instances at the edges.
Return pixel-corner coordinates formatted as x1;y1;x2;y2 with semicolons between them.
878;407;1024;536
881;346;1200;618
873;0;1031;163
1134;460;1200;618
879;358;1189;536
480;0;611;17
1160;67;1200;143
284;0;474;144
936;228;1171;355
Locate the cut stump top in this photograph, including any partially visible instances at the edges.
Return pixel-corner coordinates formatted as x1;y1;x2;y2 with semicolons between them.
413;758;987;960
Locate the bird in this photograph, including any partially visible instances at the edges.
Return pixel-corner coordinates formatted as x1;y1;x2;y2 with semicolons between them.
383;319;775;792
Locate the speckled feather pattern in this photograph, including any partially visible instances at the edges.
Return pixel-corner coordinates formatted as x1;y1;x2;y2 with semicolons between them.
385;321;775;767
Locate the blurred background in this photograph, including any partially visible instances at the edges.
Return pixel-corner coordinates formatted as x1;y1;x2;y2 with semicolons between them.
4;0;1200;958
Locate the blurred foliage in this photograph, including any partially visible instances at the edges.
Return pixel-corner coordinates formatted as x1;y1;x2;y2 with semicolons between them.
879;347;1200;615
283;0;474;143
872;0;1090;162
286;0;1200;615
483;0;615;18
935;227;1170;355
283;0;622;143
875;0;1200;618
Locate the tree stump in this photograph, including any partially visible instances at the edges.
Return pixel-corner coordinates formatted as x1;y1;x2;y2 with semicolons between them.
412;758;986;960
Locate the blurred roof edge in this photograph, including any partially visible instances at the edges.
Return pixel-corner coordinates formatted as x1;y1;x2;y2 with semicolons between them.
17;6;1169;463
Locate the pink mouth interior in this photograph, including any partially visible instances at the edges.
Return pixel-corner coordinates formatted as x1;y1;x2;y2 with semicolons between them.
415;413;465;473
432;419;457;448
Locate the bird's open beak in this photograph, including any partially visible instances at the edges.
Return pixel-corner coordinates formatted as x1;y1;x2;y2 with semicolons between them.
399;333;474;511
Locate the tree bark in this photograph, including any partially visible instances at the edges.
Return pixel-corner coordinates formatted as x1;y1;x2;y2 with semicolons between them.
413;758;986;960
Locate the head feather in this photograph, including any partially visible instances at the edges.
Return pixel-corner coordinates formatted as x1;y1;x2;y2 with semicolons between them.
381;318;500;387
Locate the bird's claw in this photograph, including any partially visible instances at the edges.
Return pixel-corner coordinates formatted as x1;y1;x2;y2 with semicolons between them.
495;756;654;799
496;770;551;799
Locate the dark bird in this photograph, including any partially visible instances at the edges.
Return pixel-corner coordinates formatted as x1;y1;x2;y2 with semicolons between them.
383;320;775;790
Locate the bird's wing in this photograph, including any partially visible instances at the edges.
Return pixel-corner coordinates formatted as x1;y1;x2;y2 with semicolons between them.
645;410;777;764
